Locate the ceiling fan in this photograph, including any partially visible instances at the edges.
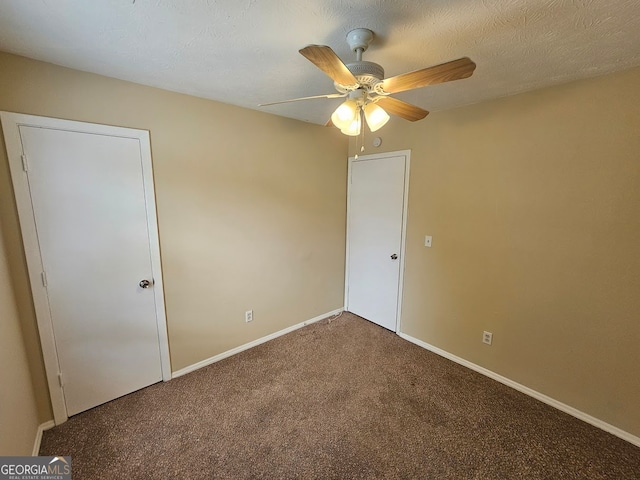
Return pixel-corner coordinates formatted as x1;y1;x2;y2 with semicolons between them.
260;28;476;136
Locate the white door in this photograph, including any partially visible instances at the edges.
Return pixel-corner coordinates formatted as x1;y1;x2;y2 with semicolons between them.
2;113;170;420
346;151;409;331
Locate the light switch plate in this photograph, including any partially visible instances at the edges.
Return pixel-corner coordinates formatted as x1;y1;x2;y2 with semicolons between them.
425;235;432;247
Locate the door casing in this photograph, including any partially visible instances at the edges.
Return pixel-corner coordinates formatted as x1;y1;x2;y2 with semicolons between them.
1;112;171;425
344;150;411;333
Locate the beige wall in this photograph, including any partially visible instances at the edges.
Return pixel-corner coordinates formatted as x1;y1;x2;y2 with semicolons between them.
0;218;40;454
0;52;348;422
351;66;640;437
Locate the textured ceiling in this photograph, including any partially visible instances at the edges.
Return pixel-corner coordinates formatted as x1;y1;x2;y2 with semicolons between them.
0;0;639;125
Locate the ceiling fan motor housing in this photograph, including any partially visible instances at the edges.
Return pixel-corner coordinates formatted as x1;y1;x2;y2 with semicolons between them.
347;61;384;81
334;61;385;93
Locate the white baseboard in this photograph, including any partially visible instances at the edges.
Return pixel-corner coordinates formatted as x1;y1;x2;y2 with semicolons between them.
32;420;55;456
172;308;343;379
398;332;640;448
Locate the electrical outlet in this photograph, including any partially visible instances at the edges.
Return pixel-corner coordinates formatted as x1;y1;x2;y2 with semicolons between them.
245;310;253;323
425;235;433;247
482;331;493;345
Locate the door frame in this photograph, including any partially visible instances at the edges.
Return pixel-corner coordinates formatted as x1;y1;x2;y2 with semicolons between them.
344;149;411;333
1;112;171;425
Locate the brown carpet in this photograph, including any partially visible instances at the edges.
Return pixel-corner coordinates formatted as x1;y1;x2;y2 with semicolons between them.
40;313;640;479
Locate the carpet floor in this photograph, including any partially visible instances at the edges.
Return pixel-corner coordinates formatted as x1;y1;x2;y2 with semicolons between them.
40;312;640;479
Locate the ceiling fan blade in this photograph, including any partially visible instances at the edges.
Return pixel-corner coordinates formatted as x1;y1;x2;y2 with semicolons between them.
382;57;476;94
259;93;346;107
325;118;334;127
299;45;358;86
376;97;429;122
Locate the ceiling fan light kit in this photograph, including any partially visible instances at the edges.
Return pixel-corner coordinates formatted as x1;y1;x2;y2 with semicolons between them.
261;28;476;137
331;99;358;132
363;103;390;132
341;112;362;137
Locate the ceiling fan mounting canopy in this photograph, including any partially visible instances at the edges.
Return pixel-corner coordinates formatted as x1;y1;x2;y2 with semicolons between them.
346;28;375;53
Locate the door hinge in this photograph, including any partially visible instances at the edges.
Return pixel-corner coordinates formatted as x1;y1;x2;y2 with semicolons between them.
21;154;29;172
58;372;64;388
41;271;48;287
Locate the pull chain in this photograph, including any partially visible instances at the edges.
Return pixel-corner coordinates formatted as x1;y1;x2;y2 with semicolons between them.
355;108;365;160
360;108;366;154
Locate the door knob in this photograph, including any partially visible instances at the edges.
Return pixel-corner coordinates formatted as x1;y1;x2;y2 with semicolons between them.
390;254;398;260
139;279;152;289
